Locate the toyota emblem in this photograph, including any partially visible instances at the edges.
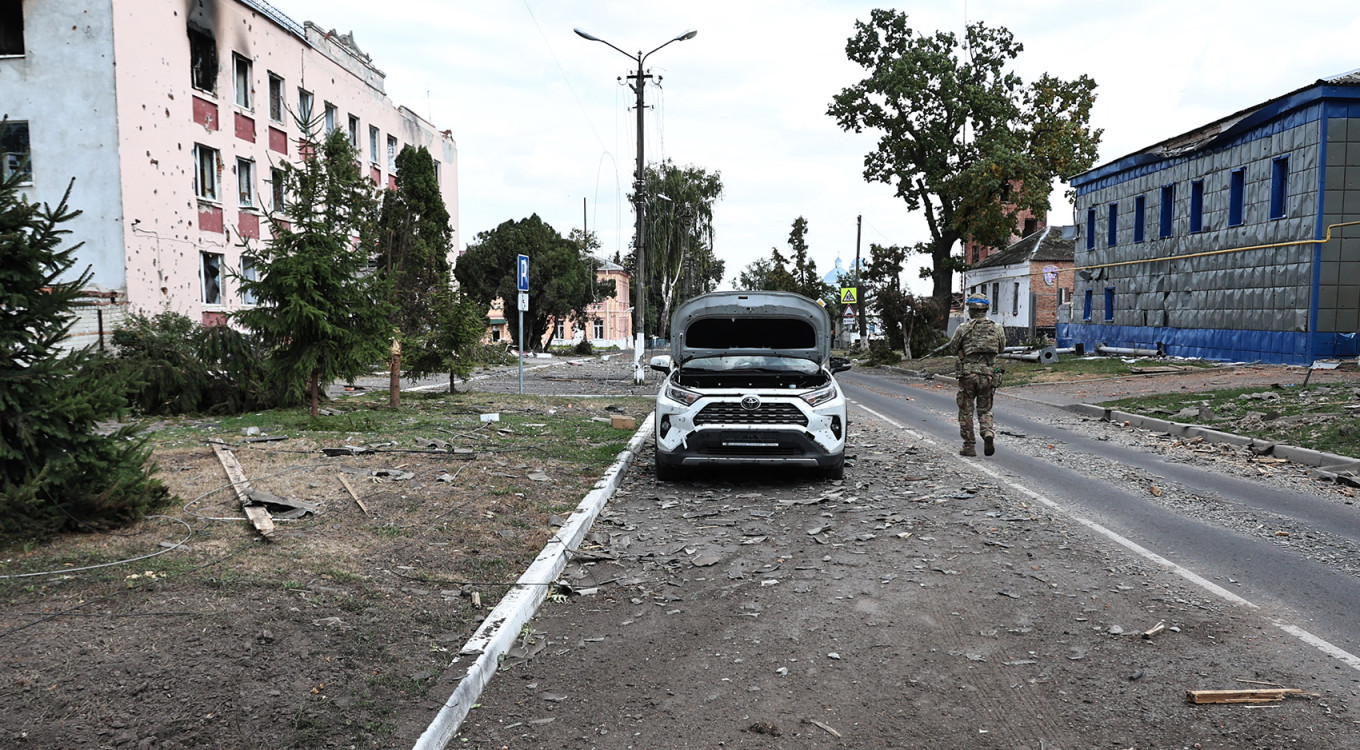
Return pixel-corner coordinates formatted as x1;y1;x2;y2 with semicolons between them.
740;395;761;411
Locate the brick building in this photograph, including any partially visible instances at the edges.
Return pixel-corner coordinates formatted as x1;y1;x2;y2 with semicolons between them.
963;225;1076;344
0;0;458;349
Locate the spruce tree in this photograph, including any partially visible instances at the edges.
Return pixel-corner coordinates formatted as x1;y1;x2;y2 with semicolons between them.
235;128;391;417
0;173;168;539
374;145;464;403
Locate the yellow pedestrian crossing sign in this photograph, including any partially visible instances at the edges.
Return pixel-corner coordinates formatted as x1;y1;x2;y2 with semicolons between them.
839;287;858;305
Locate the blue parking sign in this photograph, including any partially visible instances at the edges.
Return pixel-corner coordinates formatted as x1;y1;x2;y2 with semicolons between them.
517;254;529;292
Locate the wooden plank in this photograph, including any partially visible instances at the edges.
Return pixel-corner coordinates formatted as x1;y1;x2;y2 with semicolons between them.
338;474;369;515
209;440;274;538
1186;688;1306;704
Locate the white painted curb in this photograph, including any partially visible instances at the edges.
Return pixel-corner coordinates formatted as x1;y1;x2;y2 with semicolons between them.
412;413;654;750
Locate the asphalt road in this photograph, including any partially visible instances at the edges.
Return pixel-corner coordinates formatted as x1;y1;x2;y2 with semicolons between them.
840;369;1360;657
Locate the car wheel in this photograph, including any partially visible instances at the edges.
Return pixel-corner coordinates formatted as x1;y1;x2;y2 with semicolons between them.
822;455;844;481
654;458;678;482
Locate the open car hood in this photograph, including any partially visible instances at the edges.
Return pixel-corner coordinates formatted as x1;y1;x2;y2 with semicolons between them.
669;291;830;366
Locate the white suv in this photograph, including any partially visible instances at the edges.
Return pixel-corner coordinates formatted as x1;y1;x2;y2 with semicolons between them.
650;291;850;481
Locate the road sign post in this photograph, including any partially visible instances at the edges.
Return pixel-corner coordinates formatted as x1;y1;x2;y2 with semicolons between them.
517;255;528;395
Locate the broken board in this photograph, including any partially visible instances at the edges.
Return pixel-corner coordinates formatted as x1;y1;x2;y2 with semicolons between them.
209;440;274;538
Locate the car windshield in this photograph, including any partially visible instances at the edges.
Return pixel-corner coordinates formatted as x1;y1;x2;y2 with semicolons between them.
680;356;819;374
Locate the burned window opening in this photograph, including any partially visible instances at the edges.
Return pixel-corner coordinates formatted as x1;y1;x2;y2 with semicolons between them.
685;318;815;350
0;0;24;56
188;27;218;94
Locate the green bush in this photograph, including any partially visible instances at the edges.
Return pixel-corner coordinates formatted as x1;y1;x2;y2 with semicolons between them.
109;310;287;415
573;339;594;356
864;339;902;366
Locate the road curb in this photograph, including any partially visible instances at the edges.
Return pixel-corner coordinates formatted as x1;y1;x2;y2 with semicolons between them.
1063;403;1360;476
413;413;654;750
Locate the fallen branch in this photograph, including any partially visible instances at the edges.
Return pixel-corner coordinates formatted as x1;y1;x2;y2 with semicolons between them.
803;719;842;738
1186;688;1311;704
338;474;369;515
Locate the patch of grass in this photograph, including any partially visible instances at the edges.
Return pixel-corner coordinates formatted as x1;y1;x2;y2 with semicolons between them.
906;354;1214;387
1103;383;1360;458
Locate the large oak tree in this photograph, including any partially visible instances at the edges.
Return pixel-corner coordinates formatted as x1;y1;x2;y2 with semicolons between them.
828;10;1101;311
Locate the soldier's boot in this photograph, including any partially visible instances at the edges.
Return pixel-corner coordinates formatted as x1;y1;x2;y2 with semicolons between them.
959;443;977;457
983;433;995;457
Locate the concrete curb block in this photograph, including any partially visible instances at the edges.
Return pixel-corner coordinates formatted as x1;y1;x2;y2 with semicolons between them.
413;414;655;750
1063;403;1358;476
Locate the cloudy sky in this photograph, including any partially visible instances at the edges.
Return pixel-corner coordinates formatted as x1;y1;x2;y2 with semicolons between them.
273;0;1360;295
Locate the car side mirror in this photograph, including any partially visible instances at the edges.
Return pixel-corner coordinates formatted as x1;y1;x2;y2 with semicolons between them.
649;354;672;374
829;356;852;374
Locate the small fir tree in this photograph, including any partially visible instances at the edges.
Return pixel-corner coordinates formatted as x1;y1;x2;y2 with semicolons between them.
235;128;391;417
374;146;457;404
0;173;168;539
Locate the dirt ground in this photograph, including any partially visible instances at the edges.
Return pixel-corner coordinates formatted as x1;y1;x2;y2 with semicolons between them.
453;416;1360;749
2;357;1359;749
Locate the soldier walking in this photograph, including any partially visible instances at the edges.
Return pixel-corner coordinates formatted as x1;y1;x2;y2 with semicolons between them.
948;297;1007;457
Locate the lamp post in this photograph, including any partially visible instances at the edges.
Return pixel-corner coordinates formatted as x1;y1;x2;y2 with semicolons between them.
575;26;696;384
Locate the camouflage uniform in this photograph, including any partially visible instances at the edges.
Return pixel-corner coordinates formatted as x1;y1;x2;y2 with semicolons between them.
949;302;1007;456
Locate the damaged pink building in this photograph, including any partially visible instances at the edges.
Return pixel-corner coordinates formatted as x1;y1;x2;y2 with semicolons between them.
0;0;458;347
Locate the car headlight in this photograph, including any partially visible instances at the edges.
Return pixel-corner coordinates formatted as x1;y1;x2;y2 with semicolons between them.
665;383;701;406
800;382;838;407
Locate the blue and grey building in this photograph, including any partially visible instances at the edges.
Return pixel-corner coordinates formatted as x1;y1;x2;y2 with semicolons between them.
1060;70;1360;364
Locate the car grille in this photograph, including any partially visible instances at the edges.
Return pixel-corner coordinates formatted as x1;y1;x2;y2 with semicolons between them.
693;401;808;426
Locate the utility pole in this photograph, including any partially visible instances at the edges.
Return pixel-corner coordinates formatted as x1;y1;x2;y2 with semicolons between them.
575;27;697;384
629;60;649;370
855;215;866;341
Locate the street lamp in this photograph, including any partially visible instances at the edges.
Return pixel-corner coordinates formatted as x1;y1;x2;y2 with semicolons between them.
575;26;697;384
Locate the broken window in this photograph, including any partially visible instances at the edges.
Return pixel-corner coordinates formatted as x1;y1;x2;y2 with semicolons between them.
240;255;258;305
1;120;32;183
1012;282;1020;316
270;167;286;212
348;115;359;148
237;157;254;207
233;54;252;108
368;126;379;163
1022;217;1038;236
188;27;217;94
297;88;313;124
387;135;397;170
593;319;603;339
201;252;223;305
268;73;284;122
324;102;337;134
0;0;24;56
193;144;219;201
554;321;566;340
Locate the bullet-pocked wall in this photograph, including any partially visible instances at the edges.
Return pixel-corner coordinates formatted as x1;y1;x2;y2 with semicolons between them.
1060;77;1360;364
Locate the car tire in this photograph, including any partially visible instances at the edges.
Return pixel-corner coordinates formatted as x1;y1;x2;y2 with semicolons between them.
822;454;844;481
654;458;678;482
